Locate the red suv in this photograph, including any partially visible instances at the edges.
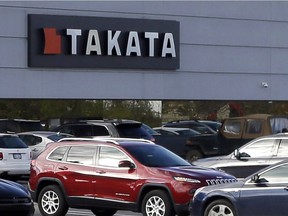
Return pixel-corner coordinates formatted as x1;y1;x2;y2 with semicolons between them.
28;138;236;216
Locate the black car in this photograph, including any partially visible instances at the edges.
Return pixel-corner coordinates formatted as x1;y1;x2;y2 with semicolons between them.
193;133;288;178
53;119;155;141
0;178;34;216
190;159;288;216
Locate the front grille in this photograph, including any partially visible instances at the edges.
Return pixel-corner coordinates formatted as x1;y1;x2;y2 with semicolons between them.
0;197;31;204
206;178;237;185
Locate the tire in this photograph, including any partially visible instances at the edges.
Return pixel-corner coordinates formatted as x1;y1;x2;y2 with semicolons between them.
38;185;68;216
204;199;237;216
141;190;175;216
91;208;117;216
186;149;203;162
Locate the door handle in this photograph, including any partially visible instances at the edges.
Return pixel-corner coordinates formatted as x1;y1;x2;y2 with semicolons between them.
58;166;68;170
96;170;106;174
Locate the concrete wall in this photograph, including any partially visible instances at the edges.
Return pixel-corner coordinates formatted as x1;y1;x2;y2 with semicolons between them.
0;1;288;100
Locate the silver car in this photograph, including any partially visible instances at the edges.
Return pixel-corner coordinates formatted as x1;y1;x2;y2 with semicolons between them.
18;131;73;159
193;133;288;178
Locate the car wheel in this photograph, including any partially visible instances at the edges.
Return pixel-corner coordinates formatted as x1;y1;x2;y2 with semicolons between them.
38;185;68;216
142;190;175;216
186;149;203;162
204;199;237;216
91;208;117;216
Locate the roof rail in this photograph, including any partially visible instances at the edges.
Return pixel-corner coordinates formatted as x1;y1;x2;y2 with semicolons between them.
58;137;155;145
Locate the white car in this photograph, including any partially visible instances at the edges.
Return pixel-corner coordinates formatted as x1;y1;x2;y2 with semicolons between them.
18;131;73;159
0;133;31;179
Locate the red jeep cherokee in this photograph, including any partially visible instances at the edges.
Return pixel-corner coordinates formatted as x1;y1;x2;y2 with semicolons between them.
28;138;236;216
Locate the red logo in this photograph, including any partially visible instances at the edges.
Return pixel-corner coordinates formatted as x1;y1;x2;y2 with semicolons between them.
43;28;61;54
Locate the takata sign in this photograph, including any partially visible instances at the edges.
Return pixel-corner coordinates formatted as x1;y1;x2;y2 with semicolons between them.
28;14;180;70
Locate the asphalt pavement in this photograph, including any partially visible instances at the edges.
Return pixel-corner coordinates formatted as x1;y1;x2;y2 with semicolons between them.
33;203;142;216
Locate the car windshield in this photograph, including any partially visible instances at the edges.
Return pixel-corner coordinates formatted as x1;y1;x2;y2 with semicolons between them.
123;144;191;167
0;136;28;148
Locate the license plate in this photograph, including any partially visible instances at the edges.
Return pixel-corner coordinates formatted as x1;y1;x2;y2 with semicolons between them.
13;153;22;159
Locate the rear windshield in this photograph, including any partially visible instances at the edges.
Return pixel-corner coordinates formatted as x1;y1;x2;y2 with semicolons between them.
0;136;28;148
116;124;153;140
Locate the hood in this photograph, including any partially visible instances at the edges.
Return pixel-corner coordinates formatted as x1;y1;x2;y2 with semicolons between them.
159;165;236;180
0;179;30;197
192;155;231;168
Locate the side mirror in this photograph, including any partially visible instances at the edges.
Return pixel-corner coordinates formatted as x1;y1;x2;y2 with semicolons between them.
251;174;268;183
234;149;250;159
234;149;240;158
251;174;259;183
118;160;136;169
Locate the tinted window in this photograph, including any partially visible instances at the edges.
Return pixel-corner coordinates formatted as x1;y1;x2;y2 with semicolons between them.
241;139;276;157
91;125;110;136
0;136;28;148
66;146;95;165
260;163;288;183
98;146;130;168
124;145;190;167
48;146;69;161
245;119;262;134
19;135;42;146
116;124;153;140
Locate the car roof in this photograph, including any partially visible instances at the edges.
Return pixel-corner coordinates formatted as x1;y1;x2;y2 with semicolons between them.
17;131;72;137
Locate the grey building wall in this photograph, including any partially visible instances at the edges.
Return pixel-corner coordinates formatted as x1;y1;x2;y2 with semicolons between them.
0;1;288;100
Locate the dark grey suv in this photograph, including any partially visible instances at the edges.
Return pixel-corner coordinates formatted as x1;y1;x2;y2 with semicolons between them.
53;119;154;141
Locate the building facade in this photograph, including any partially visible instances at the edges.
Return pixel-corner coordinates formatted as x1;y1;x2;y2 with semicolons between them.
1;1;288;101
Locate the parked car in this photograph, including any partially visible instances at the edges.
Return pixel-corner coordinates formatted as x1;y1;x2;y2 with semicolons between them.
18;131;73;159
53;119;155;141
0;133;31;180
0;119;43;133
185;114;288;162
192;133;288;178
0;178;34;215
153;127;200;136
29;138;236;216
190;159;288;216
163;120;217;134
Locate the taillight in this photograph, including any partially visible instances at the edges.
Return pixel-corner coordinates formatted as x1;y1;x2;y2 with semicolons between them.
0;152;3;160
31;159;36;167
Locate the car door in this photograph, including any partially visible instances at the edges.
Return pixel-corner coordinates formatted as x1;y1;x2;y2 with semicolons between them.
56;146;97;200
219;138;278;178
93;145;139;203
239;163;288;216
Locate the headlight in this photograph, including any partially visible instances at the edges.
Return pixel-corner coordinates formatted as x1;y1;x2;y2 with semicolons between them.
174;176;201;183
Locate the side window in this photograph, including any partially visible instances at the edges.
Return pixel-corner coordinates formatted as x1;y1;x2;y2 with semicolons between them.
91;125;110;136
245;119;263;134
241;139;276;158
73;125;92;137
277;139;288;157
98;146;130;168
223;120;242;134
19;135;42;146
48;146;69;161
66;146;95;165
260;163;288;183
